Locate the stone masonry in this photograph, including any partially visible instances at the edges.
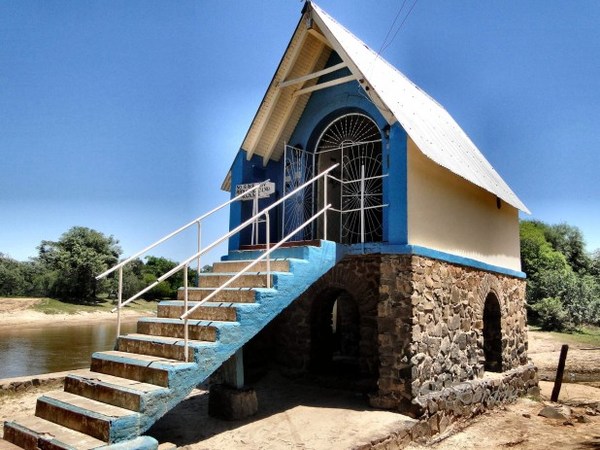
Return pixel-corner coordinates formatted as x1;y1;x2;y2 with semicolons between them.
256;252;534;419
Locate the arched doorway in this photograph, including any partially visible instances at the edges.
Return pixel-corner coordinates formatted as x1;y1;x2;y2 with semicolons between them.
310;288;360;377
314;113;384;244
483;293;503;372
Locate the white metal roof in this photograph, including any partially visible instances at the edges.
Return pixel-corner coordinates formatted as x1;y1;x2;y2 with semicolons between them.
309;3;529;213
222;2;528;213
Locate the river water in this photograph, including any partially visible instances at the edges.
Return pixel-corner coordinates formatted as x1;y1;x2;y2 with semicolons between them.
0;321;137;379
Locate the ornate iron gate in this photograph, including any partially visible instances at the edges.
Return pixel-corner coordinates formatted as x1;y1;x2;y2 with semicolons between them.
315;113;384;244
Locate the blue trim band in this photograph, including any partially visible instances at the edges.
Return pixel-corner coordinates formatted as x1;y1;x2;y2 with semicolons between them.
344;243;526;278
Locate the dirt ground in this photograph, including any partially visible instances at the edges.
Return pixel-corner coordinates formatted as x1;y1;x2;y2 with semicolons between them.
0;301;599;449
0;297;147;329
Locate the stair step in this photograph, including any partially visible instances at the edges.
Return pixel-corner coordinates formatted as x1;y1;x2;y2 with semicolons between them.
239;239;321;250
136;317;222;341
0;439;24;450
116;333;207;361
91;350;193;387
3;416;105;450
212;259;290;273
64;369;167;411
35;391;136;442
176;287;257;303
157;301;238;321
225;245;316;261
198;272;275;288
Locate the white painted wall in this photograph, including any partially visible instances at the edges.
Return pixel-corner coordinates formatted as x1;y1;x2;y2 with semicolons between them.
407;138;522;271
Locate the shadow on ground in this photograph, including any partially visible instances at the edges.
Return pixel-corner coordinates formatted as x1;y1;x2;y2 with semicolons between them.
146;369;411;448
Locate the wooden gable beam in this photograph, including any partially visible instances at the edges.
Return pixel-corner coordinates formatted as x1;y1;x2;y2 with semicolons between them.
308;28;330;47
309;10;396;125
262;40;330;166
245;28;309;161
279;61;347;88
292;74;356;98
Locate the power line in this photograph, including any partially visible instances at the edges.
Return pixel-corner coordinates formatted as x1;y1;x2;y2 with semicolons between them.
375;0;410;58
380;0;420;54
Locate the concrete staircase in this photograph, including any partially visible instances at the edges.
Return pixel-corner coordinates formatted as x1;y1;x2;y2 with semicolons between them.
0;241;337;450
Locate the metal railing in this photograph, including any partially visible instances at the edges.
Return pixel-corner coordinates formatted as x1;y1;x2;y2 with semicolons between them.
96;180;270;337
97;164;339;361
327;165;389;247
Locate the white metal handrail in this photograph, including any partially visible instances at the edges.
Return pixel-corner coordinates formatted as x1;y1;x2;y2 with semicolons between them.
179;205;331;361
115;163;339;307
97;180;270;337
105;164;339;344
96;180;269;280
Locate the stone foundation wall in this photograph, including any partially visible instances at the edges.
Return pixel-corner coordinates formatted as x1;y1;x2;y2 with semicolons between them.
272;254;382;379
253;252;530;417
359;364;539;449
410;364;539;441
372;254;528;412
407;256;528;396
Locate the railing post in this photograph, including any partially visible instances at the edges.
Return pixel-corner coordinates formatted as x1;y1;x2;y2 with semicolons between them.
184;264;189;362
324;175;328;241
196;221;202;287
360;164;365;251
266;211;271;289
116;266;123;339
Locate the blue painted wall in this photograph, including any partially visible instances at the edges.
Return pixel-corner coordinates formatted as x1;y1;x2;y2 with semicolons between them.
228;52;409;250
228;150;283;252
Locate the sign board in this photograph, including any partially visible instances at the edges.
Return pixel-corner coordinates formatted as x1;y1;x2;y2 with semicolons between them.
236;182;275;201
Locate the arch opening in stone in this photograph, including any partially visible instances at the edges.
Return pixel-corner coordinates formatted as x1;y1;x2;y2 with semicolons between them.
310;287;360;378
483;292;503;372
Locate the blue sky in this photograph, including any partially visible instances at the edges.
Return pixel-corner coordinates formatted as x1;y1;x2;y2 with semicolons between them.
2;0;600;264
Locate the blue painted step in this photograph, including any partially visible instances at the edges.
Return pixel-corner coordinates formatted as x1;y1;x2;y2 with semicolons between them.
1;241;338;449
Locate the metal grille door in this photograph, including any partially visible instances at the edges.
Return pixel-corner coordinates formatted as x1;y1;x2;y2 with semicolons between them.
315;113;384;244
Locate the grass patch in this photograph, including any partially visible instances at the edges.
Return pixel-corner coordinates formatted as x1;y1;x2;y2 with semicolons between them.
531;325;600;347
32;298;157;315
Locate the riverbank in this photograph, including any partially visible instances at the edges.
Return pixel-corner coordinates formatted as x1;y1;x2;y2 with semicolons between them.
0;297;155;329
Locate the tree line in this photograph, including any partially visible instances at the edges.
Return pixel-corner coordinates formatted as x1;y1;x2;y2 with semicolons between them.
2;222;600;330
520;221;600;330
0;226;209;303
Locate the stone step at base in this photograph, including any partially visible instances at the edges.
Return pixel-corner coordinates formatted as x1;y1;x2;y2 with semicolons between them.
136;318;219;341
157;302;237;322
90;351;192;387
176;288;257;303
64;370;167;412
116;333;207;361
3;416;106;450
35;390;136;442
212;259;290;273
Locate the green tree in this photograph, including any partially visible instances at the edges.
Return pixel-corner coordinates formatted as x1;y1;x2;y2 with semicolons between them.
590;249;600;278
0;253;25;296
38;227;121;301
141;256;184;300
520;220;600;329
532;297;571;331
543;223;591;274
520;221;572;306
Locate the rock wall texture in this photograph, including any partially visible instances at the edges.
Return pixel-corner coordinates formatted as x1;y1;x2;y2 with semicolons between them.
272;254;382;379
257;252;532;416
372;254;529;411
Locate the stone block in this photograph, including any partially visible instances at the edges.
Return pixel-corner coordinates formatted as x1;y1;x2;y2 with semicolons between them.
208;384;258;420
